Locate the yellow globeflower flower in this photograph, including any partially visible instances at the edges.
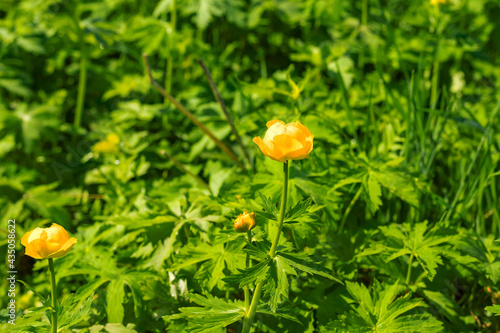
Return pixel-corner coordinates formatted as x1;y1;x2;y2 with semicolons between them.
234;211;257;232
21;223;77;259
253;120;313;162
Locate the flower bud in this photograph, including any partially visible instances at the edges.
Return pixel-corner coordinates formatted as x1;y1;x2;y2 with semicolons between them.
234;211;257;233
21;223;77;259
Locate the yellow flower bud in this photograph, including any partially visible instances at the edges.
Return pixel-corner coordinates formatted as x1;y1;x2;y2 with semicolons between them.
234;211;257;233
21;223;77;259
253;120;314;162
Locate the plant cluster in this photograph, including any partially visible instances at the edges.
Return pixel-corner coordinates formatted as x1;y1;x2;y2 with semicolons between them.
1;0;500;332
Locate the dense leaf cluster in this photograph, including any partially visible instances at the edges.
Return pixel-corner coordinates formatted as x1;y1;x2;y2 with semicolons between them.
1;0;500;332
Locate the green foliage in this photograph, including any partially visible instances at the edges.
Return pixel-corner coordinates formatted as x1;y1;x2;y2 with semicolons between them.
163;294;245;333
1;0;500;331
359;222;455;281
324;281;443;333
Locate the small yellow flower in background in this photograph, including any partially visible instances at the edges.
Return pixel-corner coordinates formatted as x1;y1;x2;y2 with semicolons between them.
431;0;449;5
21;223;77;259
93;133;120;153
234;211;257;232
106;133;120;145
253;120;314;162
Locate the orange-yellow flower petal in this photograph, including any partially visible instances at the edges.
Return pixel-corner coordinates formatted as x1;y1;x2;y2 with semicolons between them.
234;211;257;232
22;223;77;260
266;120;285;128
253;120;314;162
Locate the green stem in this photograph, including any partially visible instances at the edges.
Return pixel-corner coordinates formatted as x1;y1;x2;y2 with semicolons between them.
244;230;252;313
74;49;87;128
359;0;368;71
142;54;246;171
339;185;363;233
242;162;289;333
165;0;176;104
197;59;252;169
48;258;58;333
161;150;211;193
430;6;440;108
406;253;414;286
361;0;368;26
430;55;439;108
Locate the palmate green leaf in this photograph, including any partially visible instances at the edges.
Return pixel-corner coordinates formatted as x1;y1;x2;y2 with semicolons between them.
18;279;48;306
263;256;297;311
449;235;500;283
58;293;94;330
225;245;341;312
256;305;302;324
144;220;187;270
385;314;444;332
285;197;313;222
359;222;455;281
193;0;223;29
423;290;459;320
0;78;31;97
335;154;421;213
209;169;231;197
195;252;226;290
205;160;233;197
164;294;245;333
153;0;173;17
366;172;383;213
76;270;157;325
415;246;443;282
171;241;245;291
483;261;500;284
90;323;138;333
126;17;171;54
324;281;443;333
226;249;341;312
107;280;125;323
485;304;500;316
331;173;364;191
255;210;277;221
371;171;419;208
57;246;157;326
169;242;218;270
277;252;342;284
257;191;279;219
223;258;271;288
0;306;50;332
